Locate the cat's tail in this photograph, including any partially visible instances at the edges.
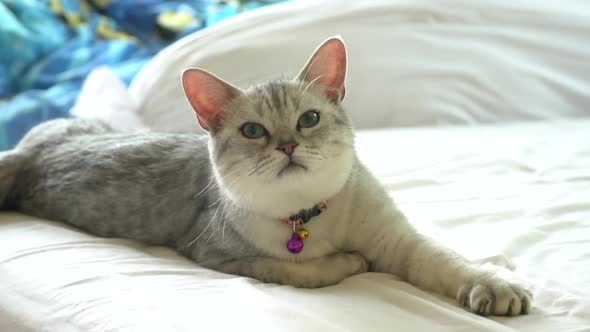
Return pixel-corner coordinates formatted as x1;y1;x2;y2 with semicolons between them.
0;149;25;209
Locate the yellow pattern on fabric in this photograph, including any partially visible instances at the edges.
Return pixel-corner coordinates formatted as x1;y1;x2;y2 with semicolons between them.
48;0;88;28
157;11;200;32
48;0;134;41
49;0;63;14
91;0;113;8
96;17;137;42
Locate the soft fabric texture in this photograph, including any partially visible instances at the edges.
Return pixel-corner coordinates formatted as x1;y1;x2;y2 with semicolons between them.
0;0;288;150
70;67;145;131
2;0;589;330
1;119;589;331
128;0;590;133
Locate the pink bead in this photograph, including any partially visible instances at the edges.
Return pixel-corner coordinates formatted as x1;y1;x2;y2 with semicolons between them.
287;233;304;254
287;218;302;226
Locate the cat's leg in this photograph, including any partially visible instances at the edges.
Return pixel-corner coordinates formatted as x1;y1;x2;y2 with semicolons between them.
355;204;532;316
206;252;368;288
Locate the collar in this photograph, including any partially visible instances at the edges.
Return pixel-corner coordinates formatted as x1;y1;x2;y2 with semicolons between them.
284;200;327;254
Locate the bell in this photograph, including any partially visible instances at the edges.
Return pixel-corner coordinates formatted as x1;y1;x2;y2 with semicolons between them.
287;233;304;254
296;228;310;239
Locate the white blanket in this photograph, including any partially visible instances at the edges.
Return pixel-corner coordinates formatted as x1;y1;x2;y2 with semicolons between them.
1;119;589;331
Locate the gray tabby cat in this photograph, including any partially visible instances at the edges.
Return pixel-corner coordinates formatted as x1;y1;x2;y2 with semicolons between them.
0;37;531;316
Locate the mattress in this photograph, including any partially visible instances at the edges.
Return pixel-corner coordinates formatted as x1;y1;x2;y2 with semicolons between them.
1;118;589;332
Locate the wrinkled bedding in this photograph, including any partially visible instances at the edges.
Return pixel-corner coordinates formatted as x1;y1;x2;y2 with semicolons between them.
2;0;589;330
1;119;589;331
0;0;287;150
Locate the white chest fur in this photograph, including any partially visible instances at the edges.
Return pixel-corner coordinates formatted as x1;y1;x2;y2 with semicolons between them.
231;193;354;262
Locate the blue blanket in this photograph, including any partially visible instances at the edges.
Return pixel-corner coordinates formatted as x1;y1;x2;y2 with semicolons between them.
0;0;287;150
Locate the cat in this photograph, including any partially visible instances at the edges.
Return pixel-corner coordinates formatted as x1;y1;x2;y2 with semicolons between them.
0;36;531;316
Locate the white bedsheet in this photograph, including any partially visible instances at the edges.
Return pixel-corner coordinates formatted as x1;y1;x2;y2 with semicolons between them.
1;119;589;332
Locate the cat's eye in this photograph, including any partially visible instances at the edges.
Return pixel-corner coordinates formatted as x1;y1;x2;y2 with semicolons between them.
297;110;320;129
240;122;267;139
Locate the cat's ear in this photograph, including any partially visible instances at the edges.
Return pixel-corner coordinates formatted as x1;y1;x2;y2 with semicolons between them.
296;36;347;103
182;68;241;131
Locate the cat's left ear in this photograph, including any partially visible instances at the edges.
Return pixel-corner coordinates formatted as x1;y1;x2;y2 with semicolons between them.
296;36;347;103
182;68;241;132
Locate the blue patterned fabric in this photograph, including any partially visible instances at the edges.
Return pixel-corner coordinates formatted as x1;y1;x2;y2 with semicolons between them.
0;0;287;150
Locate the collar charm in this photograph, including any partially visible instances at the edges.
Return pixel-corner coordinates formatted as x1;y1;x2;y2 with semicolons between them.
285;201;327;254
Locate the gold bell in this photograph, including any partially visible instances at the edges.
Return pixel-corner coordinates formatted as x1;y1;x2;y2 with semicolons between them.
296;228;310;239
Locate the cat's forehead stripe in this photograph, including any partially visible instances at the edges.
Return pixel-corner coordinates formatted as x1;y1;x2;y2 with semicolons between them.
245;80;339;120
262;96;273;115
269;84;280;111
281;83;289;109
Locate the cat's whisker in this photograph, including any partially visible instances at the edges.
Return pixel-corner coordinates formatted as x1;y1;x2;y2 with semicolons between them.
247;155;271;170
296;80;305;95
252;158;277;175
185;201;221;248
217;172;244;201
256;158;285;176
299;74;324;104
194;176;217;198
250;154;271;165
298;56;321;93
205;224;217;244
296;157;325;162
248;157;275;176
212;196;226;235
220;198;234;248
206;171;240;206
297;153;324;158
301;150;326;158
194;166;242;200
187;172;241;249
302;145;321;150
206;168;243;196
300;151;328;160
204;200;228;245
208;195;223;208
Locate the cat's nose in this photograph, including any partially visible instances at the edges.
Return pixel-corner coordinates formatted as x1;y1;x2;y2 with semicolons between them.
277;142;298;156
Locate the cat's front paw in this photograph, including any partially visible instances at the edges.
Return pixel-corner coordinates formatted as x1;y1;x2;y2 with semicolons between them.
343;251;370;275
294;252;369;288
457;275;533;316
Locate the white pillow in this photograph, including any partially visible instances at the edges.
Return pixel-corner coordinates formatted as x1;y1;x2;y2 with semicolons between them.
72;67;146;131
130;0;590;132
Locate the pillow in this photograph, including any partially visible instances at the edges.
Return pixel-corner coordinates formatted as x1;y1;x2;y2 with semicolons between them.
72;67;146;131
130;0;590;132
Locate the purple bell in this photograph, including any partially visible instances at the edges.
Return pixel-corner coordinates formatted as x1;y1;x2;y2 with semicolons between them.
287;233;304;254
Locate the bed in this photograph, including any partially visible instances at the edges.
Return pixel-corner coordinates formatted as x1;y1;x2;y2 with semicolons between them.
2;0;589;331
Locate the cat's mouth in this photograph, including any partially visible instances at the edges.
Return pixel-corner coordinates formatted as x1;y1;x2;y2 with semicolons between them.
277;160;307;177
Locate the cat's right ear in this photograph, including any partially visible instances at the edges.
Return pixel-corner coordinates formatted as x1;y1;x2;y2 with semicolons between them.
182;68;241;132
296;36;347;103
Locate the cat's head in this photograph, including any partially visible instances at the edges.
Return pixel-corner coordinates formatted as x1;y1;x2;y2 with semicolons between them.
182;37;355;217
